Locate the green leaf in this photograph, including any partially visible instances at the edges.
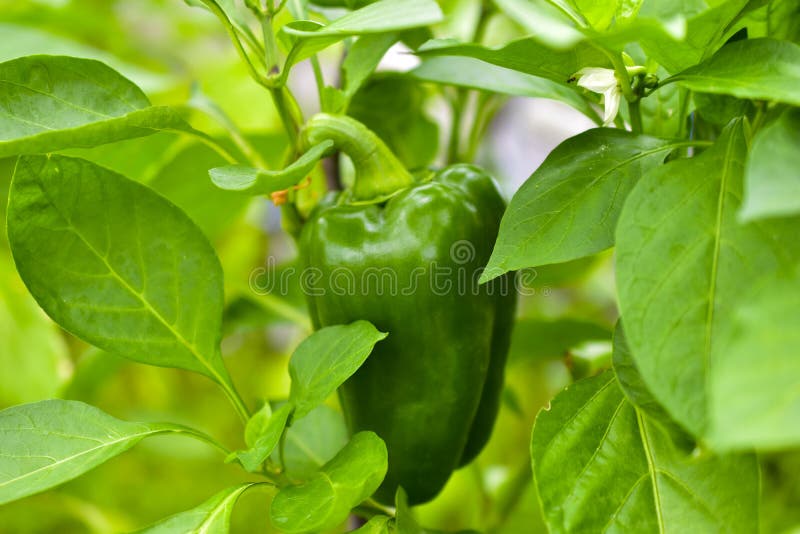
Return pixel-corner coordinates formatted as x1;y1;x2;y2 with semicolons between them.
611;322;673;426
0;255;70;408
283;0;443;68
353;515;392;534
531;371;759;534
710;271;800;450
7;155;233;387
0;400;182;505
416;37;611;84
395;486;423;534
210;140;333;195
615;118;800;437
0;55;193;157
273;404;349;480
410;56;599;122
135;483;256;533
289;321;387;419
634;0;759;73
270;431;388;533
230;403;293;472
481;129;686;281
147;139;255;241
740;108;800;221
342;33;398;100
348;74;439;170
665;38;800;105
491;0;585;49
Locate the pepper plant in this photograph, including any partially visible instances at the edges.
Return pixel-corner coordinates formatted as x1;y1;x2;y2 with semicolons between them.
1;0;799;532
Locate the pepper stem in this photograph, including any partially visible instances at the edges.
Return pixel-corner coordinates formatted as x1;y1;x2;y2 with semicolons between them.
301;113;413;202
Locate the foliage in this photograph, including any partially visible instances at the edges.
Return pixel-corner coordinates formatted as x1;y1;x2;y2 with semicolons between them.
0;0;799;532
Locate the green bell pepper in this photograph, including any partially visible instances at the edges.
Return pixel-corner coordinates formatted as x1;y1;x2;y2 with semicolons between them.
298;114;515;504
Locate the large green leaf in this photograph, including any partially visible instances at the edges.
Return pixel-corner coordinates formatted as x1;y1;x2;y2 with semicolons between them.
615;119;800;437
135;484;256;533
7;155;233;387
410;56;599;121
289;321;387;419
270;431;388;533
416;37;611;84
0;400;198;505
740;108;800;221
531;371;759;534
665;38;800;105
710;271;800;450
0;55;192;157
481;129;686;281
634;0;758;73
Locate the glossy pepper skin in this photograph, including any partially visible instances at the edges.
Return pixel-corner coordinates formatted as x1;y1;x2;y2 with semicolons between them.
300;164;515;504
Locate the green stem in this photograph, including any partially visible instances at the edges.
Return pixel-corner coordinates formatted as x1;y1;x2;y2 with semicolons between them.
188;97;268;168
196;0;269;89
447;90;465;164
302;113;413;201
270;87;301;146
158;424;233;456
183;129;240;164
628;99;643;134
263;14;281;77
219;379;251;424
310;56;327;110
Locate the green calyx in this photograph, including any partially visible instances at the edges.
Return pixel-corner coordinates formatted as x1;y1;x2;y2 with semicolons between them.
301;113;414;202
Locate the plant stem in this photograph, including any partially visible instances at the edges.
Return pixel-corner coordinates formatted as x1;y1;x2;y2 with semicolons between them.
219;379;251;424
270;87;301;146
310;55;327;110
628;99;643;134
447;90;465;163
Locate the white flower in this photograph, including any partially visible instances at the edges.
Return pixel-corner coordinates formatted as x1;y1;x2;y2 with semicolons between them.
574;67;621;127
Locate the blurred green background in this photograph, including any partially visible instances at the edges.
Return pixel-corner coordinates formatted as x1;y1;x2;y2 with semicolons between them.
1;1;797;533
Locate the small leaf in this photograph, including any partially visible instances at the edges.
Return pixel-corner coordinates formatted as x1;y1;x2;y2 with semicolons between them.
711;271;800;450
289;321;387;419
740;108;800;221
273;404;348;480
481;129;685;281
531;372;759;534
231;403;293;473
0;55;193;157
283;0;443;67
210;140;333;195
7;155;233;386
270;431;388;533
342;33;398;100
395;486;423;534
353;515;393;534
135;483;256;533
0;400;175;505
665;38;800;105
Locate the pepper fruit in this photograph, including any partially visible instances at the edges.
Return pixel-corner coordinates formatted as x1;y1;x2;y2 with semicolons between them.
298;114;515;505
